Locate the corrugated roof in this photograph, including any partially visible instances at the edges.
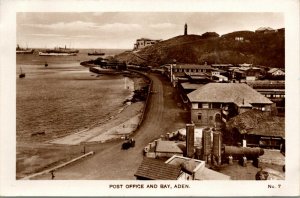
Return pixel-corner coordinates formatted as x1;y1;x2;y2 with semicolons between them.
134;158;181;180
174;64;212;70
211;64;233;67
187;83;273;106
226;110;285;138
156;141;184;153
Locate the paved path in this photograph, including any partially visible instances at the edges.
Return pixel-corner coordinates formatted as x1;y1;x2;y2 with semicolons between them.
34;73;187;180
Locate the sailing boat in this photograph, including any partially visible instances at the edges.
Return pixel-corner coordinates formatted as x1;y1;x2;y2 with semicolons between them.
19;66;25;78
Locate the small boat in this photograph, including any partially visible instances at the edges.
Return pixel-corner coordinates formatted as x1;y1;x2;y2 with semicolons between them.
19;67;25;78
16;44;34;54
88;50;105;56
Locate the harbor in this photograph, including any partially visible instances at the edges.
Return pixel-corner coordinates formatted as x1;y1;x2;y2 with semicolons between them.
14;12;287;182
16;49;150;178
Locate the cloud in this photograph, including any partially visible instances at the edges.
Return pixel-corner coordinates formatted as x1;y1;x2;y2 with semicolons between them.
70;35;99;38
21;21;142;34
149;23;176;29
21;21;96;31
28;33;65;37
92;23;142;32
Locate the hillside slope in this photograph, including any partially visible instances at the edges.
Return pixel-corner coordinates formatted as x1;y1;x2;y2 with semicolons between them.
115;30;284;68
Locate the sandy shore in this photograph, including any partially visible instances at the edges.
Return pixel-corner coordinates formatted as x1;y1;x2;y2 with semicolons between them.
49;101;144;145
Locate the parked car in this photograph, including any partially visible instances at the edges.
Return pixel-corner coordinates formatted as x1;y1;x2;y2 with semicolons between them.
122;138;135;150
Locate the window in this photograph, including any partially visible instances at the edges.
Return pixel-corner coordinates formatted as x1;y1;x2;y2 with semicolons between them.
198;113;202;120
212;103;221;109
209;116;213;120
202;103;209;108
198;103;202;108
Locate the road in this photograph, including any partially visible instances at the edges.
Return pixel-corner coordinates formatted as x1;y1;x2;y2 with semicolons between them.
35;73;188;179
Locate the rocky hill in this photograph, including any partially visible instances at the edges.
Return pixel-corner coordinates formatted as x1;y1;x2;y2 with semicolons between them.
115;29;284;68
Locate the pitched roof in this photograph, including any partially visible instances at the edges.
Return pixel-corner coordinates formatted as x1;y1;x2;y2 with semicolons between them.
268;68;279;73
226;110;285;138
187;83;273;106
268;68;284;74
256;27;275;31
156;141;184;154
134;158;181;180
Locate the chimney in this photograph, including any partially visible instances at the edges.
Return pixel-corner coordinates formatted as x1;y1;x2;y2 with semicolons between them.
186;123;195;158
202;128;212;162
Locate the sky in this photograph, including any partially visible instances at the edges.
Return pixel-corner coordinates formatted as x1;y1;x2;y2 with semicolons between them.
17;12;284;49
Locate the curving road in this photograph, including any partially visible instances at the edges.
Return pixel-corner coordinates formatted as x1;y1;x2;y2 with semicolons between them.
35;73;187;179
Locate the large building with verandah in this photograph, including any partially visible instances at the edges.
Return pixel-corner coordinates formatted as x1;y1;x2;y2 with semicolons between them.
187;83;274;126
133;38;161;50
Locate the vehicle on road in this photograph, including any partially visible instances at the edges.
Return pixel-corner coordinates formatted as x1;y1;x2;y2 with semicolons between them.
122;138;135;150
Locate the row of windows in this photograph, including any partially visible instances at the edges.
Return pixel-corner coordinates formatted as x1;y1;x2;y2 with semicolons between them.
197;113;220;121
172;68;207;73
198;103;223;109
264;94;285;98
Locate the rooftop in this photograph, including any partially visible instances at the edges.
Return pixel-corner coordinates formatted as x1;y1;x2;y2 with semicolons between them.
256;27;276;31
181;82;204;90
226;110;285;138
211;64;233;67
174;64;212;70
268;68;285;73
134;157;181;180
165;155;231;180
187;83;273;107
156;141;184;154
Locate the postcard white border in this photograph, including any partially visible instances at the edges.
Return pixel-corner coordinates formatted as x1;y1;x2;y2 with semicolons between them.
0;0;299;196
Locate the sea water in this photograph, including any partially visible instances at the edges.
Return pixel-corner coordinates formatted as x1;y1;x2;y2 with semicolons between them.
16;49;132;143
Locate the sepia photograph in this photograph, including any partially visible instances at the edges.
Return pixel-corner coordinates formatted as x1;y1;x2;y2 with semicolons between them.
1;0;299;196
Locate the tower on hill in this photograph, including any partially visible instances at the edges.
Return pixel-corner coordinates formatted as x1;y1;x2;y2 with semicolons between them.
184;23;188;35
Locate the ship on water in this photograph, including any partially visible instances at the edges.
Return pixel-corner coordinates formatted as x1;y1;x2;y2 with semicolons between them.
88;50;105;56
39;45;79;56
16;44;34;54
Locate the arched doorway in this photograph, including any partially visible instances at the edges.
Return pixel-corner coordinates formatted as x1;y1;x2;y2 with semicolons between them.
215;113;222;123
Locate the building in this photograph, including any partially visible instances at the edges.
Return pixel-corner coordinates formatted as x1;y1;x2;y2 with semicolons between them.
155;141;184;158
246;80;285;115
133;38;161;50
163;63;213;86
211;64;234;70
267;68;285;76
212;74;228;82
187;83;273;126
235;37;244;41
134;155;231;180
225;110;285;149
255;27;277;34
134;158;182;180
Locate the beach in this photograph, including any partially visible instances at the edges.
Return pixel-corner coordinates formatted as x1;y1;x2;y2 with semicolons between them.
16;50;149;178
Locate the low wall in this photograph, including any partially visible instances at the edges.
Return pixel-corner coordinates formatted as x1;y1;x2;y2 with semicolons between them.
127;69;153;130
21;151;95;180
143;130;180;158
